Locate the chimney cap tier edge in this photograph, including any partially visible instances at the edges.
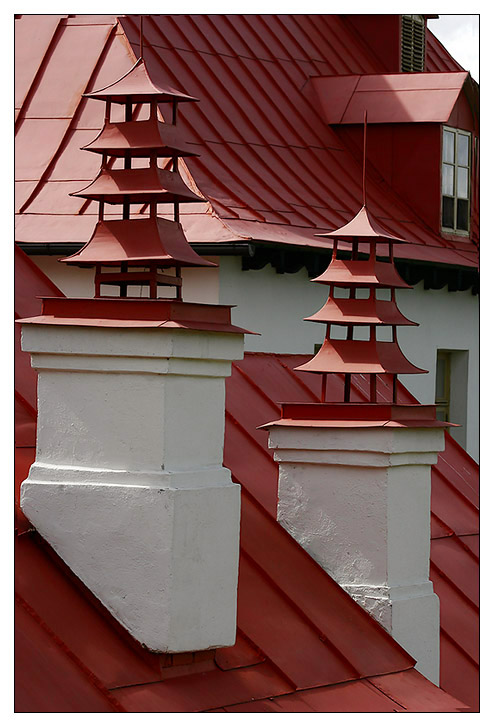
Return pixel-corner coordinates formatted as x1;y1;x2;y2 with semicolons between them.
16;297;258;336
260;402;456;429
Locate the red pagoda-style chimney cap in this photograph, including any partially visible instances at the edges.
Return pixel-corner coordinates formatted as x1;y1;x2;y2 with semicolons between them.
61;218;216;269
317;205;408;244
82;118;199;158
84;58;199;104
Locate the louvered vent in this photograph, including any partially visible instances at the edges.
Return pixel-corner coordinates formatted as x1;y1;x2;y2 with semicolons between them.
401;14;425;72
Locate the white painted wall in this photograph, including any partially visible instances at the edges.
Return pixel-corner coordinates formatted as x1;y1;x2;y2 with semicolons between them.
33;254;220;304
396;283;479;461
21;322;245;652
30;254;479;461
219;258;479;461
267;423;445;684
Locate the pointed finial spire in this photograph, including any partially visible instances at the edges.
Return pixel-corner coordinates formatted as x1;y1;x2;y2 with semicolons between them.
362;110;368;207
139;15;144;61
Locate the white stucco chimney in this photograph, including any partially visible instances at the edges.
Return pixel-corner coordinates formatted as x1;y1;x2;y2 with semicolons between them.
19;297;248;653
264;402;445;684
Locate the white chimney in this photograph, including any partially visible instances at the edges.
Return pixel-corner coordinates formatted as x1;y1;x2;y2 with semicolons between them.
20;298;247;653
264;403;445;684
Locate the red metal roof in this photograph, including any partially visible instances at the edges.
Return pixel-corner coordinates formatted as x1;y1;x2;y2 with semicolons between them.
310;72;470;125
14;255;473;713
15;15;478;268
224;353;479;711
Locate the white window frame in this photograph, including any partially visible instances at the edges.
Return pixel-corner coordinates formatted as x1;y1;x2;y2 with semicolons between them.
441;126;472;236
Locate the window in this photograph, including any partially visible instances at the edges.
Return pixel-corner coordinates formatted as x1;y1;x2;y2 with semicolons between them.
442;127;471;234
435;350;451;422
435;349;469;448
401;15;425;72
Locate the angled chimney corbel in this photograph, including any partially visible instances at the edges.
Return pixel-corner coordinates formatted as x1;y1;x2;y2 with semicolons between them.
262;117;453;685
18;55;253;653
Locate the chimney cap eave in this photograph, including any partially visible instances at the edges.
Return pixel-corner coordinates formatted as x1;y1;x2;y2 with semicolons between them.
258;403;456;430
316;206;409;245
83;58;199;104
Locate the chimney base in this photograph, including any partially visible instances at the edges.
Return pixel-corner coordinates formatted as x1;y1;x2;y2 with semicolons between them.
265;406;446;685
19;301;247;652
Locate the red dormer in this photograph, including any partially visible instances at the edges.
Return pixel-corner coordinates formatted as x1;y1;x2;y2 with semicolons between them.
310;71;479;244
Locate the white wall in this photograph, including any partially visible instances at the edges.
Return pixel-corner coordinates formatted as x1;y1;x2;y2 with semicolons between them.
33;255;220;304
219;258;479;462
396;283;479;461
29;254;479;461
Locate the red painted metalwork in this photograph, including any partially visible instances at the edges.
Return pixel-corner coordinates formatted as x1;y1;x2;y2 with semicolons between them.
13;357;476;711
71;167;203;205
84;57;199;104
305;297;417;326
294;124;426;402
17;296;255;336
311;72;471;125
61;218;214;267
263;402;453;429
14;15;479;267
82;118;199;157
311;259;411;287
62;52;212;299
224;353;479;710
14;261;472;713
295;339;427;376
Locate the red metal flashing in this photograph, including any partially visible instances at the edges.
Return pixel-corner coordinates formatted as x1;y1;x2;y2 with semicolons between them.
317;204;409;242
82;118;199;157
84;57;199;104
305;297;417;326
312;259;411;288
71;167;203;205
311;72;470;125
61;218;216;267
16;296;255;336
14;15;479;267
261;402;453;430
295;338;427;375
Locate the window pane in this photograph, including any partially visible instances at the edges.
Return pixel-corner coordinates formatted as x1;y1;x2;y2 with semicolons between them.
457;167;469;199
457;199;469;231
442;164;454;195
443;130;455;163
457;134;469;166
442;196;454;228
435;357;446;399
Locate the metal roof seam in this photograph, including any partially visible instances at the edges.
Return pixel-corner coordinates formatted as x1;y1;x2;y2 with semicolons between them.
144;21;382;218
14;17;66;130
364;677;410;712
239;548;363;680
231;363;284;411
438;626;479;668
433;466;479;514
18;22;118;216
429;562;479;613
225;411;278;466
15;592;126;711
301;16;363;74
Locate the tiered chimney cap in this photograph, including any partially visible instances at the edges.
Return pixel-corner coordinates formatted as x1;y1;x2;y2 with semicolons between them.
83;57;199;104
292;114;429;405
62;56;210;299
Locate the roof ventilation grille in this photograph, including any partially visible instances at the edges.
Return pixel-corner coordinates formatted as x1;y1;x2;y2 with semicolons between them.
401;14;425;72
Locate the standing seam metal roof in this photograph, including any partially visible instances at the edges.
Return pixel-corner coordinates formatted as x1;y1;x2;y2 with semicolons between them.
15;15;478;267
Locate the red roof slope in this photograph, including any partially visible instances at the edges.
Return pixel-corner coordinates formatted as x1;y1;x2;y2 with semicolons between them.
224;353;479;711
14;258;469;713
310;72;470;124
15;15;478;267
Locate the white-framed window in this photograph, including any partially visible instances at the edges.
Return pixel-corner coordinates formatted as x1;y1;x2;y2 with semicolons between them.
401;15;425;72
441;127;471;234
